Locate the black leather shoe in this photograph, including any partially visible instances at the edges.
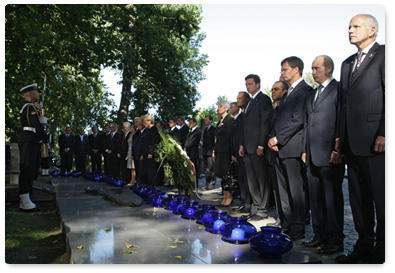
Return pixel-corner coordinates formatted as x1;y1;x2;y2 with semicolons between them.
20;205;41;212
249;214;267;221
316;244;344;254
335;251;370;264
302;239;323;248
241;213;255;218
289;232;305;241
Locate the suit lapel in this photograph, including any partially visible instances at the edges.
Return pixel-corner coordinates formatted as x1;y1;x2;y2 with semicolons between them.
350;42;380;85
245;93;259;116
313;79;337;109
277;80;305;114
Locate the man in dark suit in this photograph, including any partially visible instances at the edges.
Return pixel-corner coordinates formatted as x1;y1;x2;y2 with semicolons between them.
104;123;121;177
201;115;216;190
268;56;312;240
184;118;201;179
59;126;75;173
266;81;288;228
74;127;89;173
89;126;102;172
335;14;385;264
168;118;181;143
118;122;131;183
178;117;189;148
102;124;111;175
239;74;273;221
301;55;345;254
233;91;251;213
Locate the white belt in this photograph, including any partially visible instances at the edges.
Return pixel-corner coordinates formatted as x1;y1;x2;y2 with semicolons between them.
23;127;36;133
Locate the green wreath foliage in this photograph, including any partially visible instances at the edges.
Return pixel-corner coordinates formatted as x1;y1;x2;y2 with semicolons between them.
155;130;196;197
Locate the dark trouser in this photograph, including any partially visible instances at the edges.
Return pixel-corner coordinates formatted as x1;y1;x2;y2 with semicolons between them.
75;155;87;173
142;156;157;187
268;162;284;223
18;141;40;194
307;160;345;245
244;153;269;217
91;153;102;172
203;156;216;187
40;157;51;169
60;151;73;173
134;159;140;181
275;156;306;235
103;154;110;174
109;154;120;177
120;158;130;182
346;151;385;256
236;156;251;208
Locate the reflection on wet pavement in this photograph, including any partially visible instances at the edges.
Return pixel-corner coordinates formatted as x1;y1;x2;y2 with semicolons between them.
53;177;321;264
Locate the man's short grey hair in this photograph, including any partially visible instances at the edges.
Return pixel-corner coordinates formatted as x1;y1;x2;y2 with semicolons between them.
218;100;230;109
110;122;118;129
123;121;131;127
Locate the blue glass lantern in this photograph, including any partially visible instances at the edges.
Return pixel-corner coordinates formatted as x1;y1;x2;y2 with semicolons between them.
195;204;217;225
173;197;189;214
249;226;293;258
179;200;199;219
61;171;72;177
72;171;81;178
162;194;177;210
154;193;168;207
219;217;257;244
51;170;60;177
203;210;229;234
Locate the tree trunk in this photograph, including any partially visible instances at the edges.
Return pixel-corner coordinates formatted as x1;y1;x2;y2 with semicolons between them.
116;62;133;129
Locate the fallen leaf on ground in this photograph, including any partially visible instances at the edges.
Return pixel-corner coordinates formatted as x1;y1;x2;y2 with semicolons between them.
104;227;110;231
174;256;182;259
89;207;93;210
126;243;133;248
153;207;158;212
168;245;177;249
176;241;184;244
198;226;205;230
77;245;83;250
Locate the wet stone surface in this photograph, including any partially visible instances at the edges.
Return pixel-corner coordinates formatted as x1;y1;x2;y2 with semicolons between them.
51;174;356;264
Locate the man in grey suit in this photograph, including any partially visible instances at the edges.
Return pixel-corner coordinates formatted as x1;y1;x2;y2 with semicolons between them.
335;14;385;264
239;74;273;221
268;56;312;240
301;55;345;254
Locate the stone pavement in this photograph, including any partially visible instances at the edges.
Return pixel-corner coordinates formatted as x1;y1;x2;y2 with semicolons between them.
52;172;356;264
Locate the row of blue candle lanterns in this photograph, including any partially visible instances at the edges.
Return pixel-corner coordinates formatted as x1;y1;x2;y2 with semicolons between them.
51;171;293;258
130;182;293;258
51;170;127;187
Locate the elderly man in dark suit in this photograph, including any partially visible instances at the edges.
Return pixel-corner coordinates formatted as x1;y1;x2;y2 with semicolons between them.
59;126;75;173
268;56;312;240
239;74;273;221
201;115;216;191
74;127;89;173
301;55;345;254
104;123;121;177
335;14;385;264
184;118;202;178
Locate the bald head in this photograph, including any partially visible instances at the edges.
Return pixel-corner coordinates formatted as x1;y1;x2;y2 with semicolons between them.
349;14;378;50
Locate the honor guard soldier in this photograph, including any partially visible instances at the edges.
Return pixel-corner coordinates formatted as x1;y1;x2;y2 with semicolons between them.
18;83;48;211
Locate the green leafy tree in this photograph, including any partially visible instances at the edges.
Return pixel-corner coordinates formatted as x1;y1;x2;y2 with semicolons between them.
5;4;116;143
303;72;318;88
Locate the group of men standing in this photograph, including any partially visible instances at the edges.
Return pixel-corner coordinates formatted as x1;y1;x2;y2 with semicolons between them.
199;13;385;264
17;13;384;264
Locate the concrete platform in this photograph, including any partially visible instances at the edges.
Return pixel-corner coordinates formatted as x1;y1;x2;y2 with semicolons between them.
52;176;321;264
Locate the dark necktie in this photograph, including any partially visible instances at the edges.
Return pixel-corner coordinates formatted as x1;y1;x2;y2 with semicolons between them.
314;85;324;107
351;52;365;79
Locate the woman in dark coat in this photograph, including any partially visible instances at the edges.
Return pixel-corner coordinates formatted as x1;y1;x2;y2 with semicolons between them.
213;100;235;207
139;115;161;186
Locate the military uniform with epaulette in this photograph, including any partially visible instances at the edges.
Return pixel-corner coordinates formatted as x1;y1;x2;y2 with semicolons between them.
18;83;48;211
